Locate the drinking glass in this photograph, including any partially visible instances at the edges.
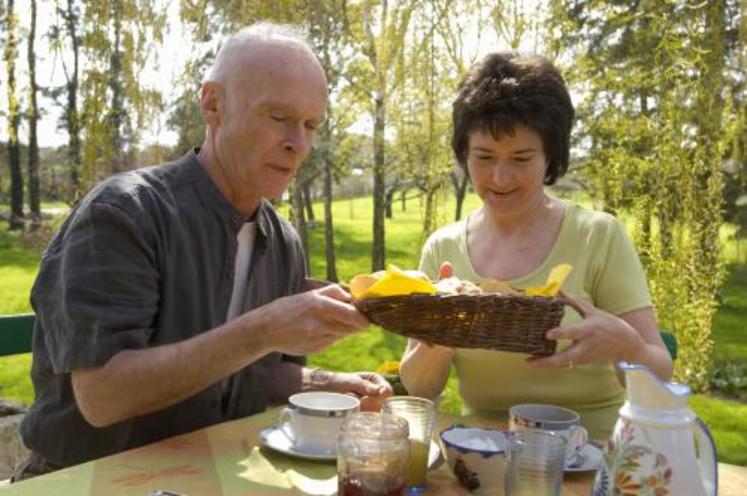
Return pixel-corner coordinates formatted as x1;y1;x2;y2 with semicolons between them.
337;412;410;496
383;396;436;492
506;430;567;496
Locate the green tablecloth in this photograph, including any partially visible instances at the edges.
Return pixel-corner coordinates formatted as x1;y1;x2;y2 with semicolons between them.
3;407;745;495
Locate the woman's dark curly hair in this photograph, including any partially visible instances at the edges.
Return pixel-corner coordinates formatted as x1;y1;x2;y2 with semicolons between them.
452;52;574;185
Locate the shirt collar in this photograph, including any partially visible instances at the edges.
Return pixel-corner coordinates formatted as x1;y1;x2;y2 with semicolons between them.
185;148;271;239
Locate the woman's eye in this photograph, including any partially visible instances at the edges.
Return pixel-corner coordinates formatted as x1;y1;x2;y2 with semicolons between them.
270;113;286;122
475;155;492;161
514;157;530;163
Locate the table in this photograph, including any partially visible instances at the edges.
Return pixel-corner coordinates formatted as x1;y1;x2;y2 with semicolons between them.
3;407;745;495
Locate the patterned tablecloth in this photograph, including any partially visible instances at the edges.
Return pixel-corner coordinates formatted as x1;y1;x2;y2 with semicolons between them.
3;406;745;495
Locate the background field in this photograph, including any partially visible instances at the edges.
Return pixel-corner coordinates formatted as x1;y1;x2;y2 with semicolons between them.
1;193;746;464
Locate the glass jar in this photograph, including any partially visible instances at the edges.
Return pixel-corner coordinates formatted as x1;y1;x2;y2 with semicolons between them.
338;412;410;496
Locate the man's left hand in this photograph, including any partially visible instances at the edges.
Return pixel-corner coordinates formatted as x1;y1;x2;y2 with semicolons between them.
327;371;393;412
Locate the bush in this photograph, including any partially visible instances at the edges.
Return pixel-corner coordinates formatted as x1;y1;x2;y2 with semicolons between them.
709;361;747;402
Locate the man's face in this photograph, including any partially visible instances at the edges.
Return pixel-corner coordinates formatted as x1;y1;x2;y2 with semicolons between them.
210;46;327;204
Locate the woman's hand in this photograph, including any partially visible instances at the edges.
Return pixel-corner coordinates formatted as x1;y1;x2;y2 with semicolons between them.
529;291;647;368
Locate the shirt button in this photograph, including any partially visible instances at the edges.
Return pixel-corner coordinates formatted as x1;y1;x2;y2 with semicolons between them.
232;215;240;223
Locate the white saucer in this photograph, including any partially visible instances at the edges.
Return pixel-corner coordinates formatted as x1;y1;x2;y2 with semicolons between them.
565;443;604;472
259;424;337;461
259;424;443;467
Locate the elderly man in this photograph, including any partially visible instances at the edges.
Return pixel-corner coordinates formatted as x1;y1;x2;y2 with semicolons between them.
14;23;389;481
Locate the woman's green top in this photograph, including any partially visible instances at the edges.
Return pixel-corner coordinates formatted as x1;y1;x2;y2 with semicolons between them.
419;202;652;440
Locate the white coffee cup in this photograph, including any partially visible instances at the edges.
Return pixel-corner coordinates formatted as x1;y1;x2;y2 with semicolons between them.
279;392;360;453
508;404;588;467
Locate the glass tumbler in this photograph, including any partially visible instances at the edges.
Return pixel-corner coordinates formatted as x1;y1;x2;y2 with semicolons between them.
506;430;567;496
338;412;410;496
383;396;436;492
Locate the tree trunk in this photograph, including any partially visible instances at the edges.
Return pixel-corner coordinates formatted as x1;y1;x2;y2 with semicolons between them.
454;172;468;221
400;189;406;212
290;181;310;274
65;0;82;203
423;188;437;237
302;180;315;223
372;94;387;271
5;0;24;230
109;0;126;174
27;0;41;228
322;124;338;282
385;186;396;219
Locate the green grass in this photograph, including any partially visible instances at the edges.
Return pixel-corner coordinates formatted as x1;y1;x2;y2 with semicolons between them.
712;263;747;362
0;229;41;406
1;192;746;465
691;394;747;466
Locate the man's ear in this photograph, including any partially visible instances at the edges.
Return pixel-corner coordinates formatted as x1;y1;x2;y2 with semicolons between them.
200;81;223;127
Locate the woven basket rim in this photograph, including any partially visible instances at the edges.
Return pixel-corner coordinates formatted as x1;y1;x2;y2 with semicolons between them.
356;292;566;304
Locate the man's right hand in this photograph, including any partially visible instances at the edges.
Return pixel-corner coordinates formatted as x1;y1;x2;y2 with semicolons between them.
247;284;370;356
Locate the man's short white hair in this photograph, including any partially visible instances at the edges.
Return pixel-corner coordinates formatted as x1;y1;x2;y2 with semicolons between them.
207;22;313;82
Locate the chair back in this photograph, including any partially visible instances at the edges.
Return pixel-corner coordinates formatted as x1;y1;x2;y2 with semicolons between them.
0;314;35;357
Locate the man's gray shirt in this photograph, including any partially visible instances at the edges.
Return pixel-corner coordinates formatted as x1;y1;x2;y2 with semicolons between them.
21;150;307;467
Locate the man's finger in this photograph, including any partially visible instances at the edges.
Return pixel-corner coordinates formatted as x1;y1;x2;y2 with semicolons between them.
317;283;353;302
317;295;370;329
359;372;393;393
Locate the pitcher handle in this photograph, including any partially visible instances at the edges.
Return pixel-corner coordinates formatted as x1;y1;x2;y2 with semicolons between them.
694;417;718;496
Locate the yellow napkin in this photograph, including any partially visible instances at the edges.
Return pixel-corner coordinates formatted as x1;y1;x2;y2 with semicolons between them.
525;264;573;297
239;447;337;495
356;265;436;299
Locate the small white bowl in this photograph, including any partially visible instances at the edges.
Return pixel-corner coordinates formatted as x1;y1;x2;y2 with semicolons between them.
439;425;509;495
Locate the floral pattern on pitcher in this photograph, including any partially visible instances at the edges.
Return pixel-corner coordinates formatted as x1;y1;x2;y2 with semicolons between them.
593;418;672;496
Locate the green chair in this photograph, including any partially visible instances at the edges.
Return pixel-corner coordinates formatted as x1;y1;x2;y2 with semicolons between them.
0;313;35;357
660;330;678;361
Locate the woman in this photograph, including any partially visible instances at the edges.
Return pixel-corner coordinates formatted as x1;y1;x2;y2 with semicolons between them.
399;52;673;440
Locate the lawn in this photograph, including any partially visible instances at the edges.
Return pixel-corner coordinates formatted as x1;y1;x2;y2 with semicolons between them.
1;191;746;465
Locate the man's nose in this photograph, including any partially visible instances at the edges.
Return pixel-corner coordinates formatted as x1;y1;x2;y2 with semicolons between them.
283;125;312;155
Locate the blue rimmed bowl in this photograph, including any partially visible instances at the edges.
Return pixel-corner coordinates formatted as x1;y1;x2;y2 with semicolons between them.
439;425;509;495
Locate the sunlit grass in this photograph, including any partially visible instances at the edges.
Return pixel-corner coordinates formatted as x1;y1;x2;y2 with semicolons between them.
1;192;745;464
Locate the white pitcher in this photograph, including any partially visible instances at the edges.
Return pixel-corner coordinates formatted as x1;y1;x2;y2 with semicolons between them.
592;362;717;496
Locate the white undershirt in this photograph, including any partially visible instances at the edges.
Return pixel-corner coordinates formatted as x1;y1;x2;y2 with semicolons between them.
222;221;257;402
226;222;257;321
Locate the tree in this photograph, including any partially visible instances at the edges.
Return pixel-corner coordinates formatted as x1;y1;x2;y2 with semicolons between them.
548;0;739;389
391;1;454;238
80;0;166;191
49;0;84;203
3;0;23;230
27;0;40;226
345;0;419;271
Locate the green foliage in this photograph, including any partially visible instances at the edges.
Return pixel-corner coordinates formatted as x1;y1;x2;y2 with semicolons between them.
549;0;740;391
710;362;747;402
79;0;167;190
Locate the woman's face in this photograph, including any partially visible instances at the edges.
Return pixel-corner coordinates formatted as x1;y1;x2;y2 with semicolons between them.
466;124;548;220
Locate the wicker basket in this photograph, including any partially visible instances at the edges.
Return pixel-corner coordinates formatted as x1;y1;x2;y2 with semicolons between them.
355;293;565;356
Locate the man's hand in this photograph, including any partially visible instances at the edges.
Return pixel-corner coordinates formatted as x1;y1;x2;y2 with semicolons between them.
246;284;370;356
326;371;393;412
